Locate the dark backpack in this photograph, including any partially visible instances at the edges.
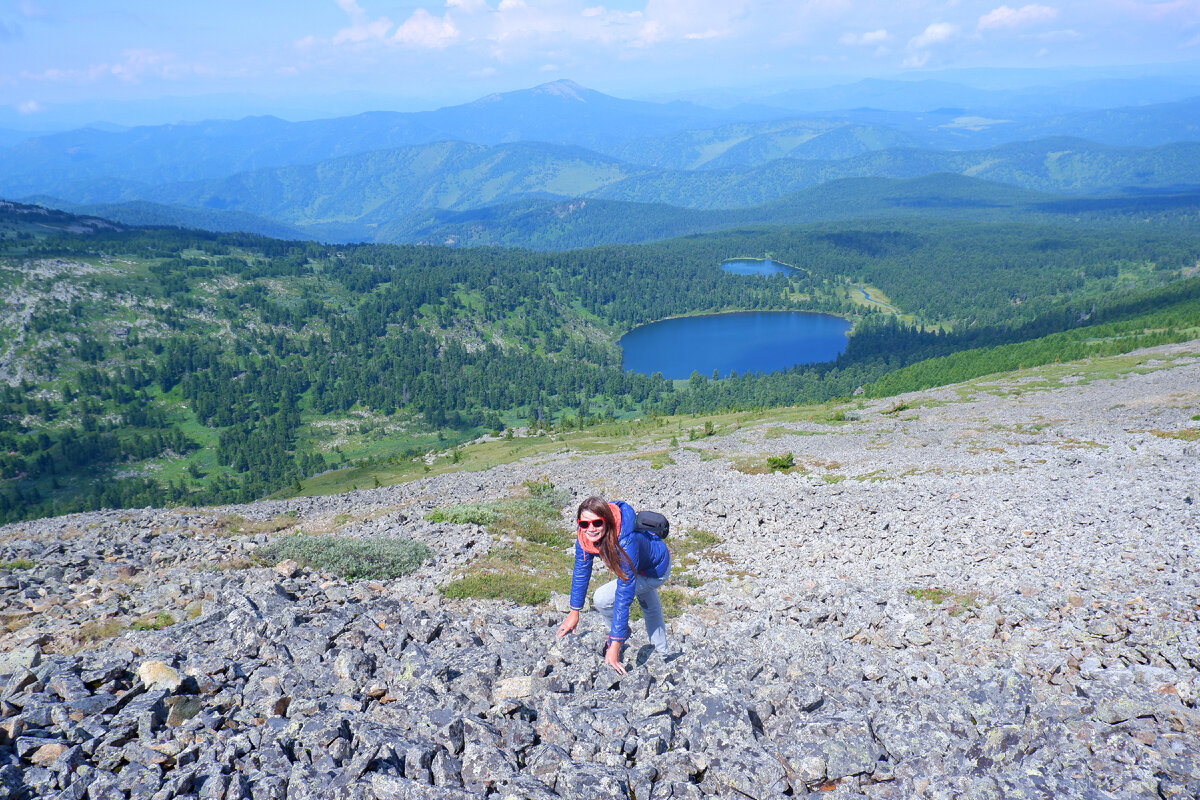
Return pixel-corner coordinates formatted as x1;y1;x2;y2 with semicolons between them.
633;510;669;539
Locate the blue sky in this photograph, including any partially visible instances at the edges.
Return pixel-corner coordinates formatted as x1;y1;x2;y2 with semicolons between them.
2;0;1200;126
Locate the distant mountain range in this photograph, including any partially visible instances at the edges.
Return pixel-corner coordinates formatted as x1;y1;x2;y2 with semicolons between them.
376;175;1200;251
4;79;1200;247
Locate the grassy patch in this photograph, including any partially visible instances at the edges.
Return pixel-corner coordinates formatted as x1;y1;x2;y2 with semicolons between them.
0;559;34;570
636;449;676;469
1058;438;1106;450
76;619;128;645
254;535;432;580
2;611;35;633
657;588;706;618
215;512;300;536
130;611;176;631
428;479;571;547
907;587;979;616
733;454;806;476
441;539;574;605
426;504;501;526
439;480;575;605
296;400;863;499
818;409;861;425
1144;428;1200;441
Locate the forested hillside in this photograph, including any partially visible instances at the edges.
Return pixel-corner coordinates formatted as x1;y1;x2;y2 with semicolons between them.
2;200;1197;522
387;176;1200;252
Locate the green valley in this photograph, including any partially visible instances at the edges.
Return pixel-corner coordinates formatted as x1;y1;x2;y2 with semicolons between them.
2;197;1198;523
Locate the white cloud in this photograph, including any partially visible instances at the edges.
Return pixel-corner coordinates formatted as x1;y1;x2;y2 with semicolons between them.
978;4;1059;30
19;49;180;85
17;99;43;114
332;0;393;44
840;29;889;46
393;8;460;49
300;0;743;61
109;49;174;82
642;0;745;43
909;22;959;49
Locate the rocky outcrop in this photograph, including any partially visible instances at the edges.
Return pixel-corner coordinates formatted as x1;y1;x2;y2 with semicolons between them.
1;343;1198;798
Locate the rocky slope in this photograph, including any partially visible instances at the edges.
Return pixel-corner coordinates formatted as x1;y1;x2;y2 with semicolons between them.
1;343;1198;799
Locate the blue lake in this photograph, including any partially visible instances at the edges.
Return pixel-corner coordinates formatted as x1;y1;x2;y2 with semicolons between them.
721;258;795;276
620;311;852;379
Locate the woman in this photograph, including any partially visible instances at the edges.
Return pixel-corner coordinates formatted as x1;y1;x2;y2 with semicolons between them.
556;495;671;674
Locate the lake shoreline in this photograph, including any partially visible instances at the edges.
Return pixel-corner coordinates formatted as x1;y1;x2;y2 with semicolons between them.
620;309;853;379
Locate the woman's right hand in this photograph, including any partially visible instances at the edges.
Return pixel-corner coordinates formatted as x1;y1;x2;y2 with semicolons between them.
556;610;579;638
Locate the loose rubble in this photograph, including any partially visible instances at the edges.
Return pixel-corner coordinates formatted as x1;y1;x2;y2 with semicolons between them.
1;343;1198;799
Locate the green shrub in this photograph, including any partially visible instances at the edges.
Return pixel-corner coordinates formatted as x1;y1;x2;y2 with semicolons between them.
256;535;431;580
685;529;721;547
907;587;979;616
131;611;176;631
425;505;500;525
0;559;34;570
522;479;571;513
766;452;795;471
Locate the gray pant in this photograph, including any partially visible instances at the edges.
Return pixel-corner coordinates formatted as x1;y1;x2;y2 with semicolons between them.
593;574;668;651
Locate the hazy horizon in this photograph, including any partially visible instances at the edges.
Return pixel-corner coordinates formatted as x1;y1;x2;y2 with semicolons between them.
3;1;1200;130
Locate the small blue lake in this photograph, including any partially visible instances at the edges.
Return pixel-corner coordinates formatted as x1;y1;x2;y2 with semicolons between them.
721;258;796;276
620;311;852;379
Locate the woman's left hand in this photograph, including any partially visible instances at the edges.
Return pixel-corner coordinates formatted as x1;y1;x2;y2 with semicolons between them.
604;640;626;675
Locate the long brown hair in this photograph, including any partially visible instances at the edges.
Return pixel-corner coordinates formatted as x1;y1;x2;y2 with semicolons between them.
577;496;633;581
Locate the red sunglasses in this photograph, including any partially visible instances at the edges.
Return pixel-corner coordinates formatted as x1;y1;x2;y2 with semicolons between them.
577;519;605;530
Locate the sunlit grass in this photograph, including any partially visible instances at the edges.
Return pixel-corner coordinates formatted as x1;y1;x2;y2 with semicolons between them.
286;345;1200;503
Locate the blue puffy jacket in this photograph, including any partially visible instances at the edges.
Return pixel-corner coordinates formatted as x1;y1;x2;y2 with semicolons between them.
568;500;670;642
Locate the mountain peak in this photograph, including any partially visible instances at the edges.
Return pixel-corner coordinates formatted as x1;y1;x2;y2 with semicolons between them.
532;79;590;101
